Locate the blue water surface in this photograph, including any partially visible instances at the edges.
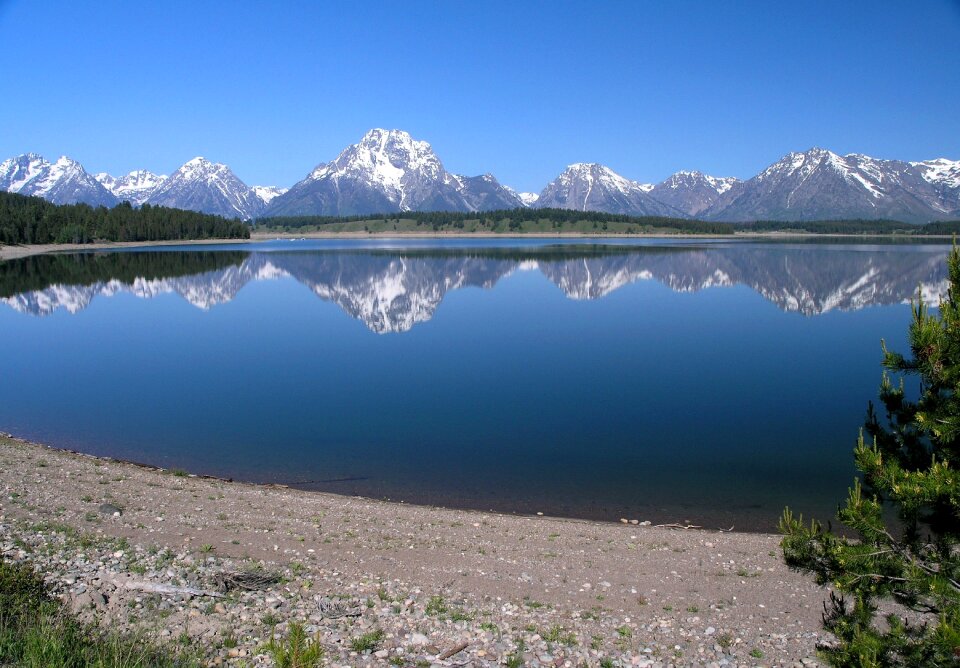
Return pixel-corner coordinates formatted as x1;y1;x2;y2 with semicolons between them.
0;238;947;529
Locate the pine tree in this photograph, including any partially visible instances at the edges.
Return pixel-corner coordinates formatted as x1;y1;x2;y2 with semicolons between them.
781;246;960;666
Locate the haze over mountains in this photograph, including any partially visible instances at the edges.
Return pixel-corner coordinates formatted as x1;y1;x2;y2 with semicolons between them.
2;129;958;223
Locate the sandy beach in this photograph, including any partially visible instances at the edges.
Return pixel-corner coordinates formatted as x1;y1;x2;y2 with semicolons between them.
0;433;830;666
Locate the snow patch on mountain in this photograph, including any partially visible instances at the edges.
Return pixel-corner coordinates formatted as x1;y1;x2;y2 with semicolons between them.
252;186;288;205
146;157;263;219
536;163;681;217
0;154;118;207
911;158;960;190
308;129;442;210
0;154;49;193
266;129;522;216
95;170;166;206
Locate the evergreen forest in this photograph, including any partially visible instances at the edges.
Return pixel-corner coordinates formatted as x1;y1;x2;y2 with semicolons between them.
0;192;250;245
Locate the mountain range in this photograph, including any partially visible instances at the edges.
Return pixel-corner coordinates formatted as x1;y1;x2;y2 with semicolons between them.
0;153;285;220
2;130;957;223
2;246;949;332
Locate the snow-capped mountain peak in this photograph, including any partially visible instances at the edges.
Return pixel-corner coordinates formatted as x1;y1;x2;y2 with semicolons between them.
758;147;839;181
95;169;166;206
145;156;263;219
912;158;960;190
658;170;739;195
536;162;681;217
0;153;117;207
251;185;288;205
709;147;949;223
558;163;638;200
4;138;958;224
180;156;222;178
0;153;50;193
518;192;539;206
503;185;539;208
307;128;445;207
649;170;742;216
265;128;522;216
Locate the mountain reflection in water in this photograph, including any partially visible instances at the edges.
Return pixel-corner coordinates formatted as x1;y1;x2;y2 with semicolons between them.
0;240;950;530
1;243;949;332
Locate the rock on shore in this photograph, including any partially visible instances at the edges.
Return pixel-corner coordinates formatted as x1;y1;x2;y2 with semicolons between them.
0;434;829;666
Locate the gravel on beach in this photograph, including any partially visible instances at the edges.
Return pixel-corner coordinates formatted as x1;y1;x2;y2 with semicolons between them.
0;434;831;666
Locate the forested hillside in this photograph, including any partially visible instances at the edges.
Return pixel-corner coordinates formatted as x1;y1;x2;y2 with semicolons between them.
254;208;956;236
255;208;734;235
0;191;250;245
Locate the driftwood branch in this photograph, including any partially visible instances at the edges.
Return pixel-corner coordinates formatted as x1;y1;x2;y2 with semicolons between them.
316;598;362;619
110;579;224;598
437;641;469;660
212;569;281;592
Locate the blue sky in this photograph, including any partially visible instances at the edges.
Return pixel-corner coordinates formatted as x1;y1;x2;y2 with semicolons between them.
1;1;958;191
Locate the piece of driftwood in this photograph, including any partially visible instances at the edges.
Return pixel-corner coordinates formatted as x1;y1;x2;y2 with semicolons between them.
212;569;282;592
654;523;703;530
437;641;469;660
317;598;362;619
111;580;224;598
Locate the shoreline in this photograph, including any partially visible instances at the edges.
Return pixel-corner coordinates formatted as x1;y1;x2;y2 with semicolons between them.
2;432;777;534
2;230;952;261
0;432;830;665
0;237;253;261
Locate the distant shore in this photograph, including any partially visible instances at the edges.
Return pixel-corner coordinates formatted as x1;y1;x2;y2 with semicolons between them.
1;230;950;262
0;432;830;664
0;238;252;261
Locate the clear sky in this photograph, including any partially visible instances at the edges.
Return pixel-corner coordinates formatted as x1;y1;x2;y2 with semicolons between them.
1;1;958;192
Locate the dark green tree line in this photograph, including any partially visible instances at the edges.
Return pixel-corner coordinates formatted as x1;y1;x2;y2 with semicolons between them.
0;251;248;298
0;192;250;245
254;207;735;234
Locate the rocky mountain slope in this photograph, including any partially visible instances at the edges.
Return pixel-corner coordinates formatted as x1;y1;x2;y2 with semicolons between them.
0;154;117;207
704;148;952;223
649;171;740;217
3;139;958;223
251;185;287;205
95;170;166;206
535;163;680;217
264;129;523;217
145;157;264;219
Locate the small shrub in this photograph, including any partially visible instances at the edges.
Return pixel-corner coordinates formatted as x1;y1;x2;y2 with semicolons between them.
425;595;448;617
350;628;383;653
262;622;324;668
0;558;201;666
541;625;577;646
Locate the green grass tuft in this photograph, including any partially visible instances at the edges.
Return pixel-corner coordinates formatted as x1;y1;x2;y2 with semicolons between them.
0;558;202;666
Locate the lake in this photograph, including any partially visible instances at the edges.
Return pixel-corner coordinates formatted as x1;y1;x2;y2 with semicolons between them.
0;238;948;531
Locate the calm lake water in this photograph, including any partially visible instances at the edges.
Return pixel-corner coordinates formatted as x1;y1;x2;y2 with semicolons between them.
0;238;949;530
